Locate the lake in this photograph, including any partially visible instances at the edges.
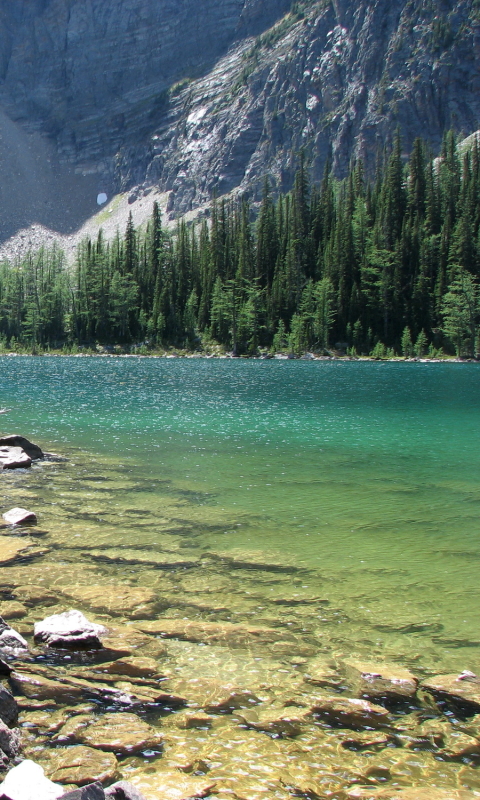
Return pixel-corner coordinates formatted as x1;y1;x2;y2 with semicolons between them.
1;356;480;796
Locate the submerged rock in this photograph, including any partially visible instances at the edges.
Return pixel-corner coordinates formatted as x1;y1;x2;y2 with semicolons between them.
120;768;215;800
56;712;162;755
59;585;163;619
236;705;307;737
136;618;296;649
310;694;391;729
343;659;418;699
0;539;33;566
358;788;475;800
47;745;118;786
34;610;108;649
421;672;480;711
0;759;64;800
205;548;305;572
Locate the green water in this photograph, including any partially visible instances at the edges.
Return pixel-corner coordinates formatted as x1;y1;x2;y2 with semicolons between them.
3;355;480;795
1;356;479;671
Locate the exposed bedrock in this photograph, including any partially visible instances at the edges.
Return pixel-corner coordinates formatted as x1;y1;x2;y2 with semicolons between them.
0;0;479;237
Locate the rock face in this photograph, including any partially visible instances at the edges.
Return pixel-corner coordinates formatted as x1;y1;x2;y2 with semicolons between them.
0;0;478;241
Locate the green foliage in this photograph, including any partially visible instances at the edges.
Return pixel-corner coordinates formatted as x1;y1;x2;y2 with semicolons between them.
1;131;480;358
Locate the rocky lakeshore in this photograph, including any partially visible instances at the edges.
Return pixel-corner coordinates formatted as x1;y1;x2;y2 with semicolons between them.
0;436;479;799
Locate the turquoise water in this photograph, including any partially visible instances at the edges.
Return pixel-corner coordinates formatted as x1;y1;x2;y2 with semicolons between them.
1;356;480;670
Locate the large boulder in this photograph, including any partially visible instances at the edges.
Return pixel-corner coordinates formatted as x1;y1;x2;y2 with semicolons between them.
0;436;43;460
34;610;107;649
0;760;64;800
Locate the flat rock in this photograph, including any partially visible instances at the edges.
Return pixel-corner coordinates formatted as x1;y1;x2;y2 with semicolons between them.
2;509;37;526
47;745;118;786
421;672;480;711
237;706;306;737
171;711;213;729
0;759;64;800
136;618;295;648
0;603;27;621
303;656;343;689
57;712;162;755
0;538;33;565
59;585;161;619
362;789;474;800
34;610;108;649
205;548;305;572
122;768;215;800
310;694;391;729
92;656;161;679
13;585;59;607
101;626;168;660
10;671;87;704
85;549;199;569
0;436;43;460
172;678;261;713
343;659;418;699
0;448;31;470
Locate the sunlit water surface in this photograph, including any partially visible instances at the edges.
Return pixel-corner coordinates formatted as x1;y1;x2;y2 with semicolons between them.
1;356;480;793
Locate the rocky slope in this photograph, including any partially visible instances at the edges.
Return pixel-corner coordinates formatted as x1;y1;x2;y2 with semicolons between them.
0;0;479;246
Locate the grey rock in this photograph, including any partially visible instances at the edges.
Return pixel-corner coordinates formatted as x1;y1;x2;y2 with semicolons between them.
0;0;476;244
0;437;43;460
0;617;29;657
0;685;18;728
61;783;105;800
0;723;20;760
34;610;108;649
0;449;31;470
2;509;37;526
105;781;148;800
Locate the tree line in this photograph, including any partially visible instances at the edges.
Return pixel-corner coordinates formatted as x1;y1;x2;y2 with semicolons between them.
0;131;479;357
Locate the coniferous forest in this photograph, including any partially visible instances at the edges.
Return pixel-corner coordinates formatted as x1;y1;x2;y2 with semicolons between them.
1;132;480;358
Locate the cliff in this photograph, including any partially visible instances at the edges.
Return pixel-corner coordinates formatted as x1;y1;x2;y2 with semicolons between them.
0;0;479;243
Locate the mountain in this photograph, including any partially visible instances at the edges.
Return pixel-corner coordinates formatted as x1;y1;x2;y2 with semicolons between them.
0;0;479;246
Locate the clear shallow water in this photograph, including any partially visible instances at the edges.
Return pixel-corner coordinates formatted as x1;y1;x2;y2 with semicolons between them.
1;356;480;658
2;356;480;794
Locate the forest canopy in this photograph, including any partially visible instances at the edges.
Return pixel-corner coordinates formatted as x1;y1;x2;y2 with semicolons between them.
0;131;479;358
